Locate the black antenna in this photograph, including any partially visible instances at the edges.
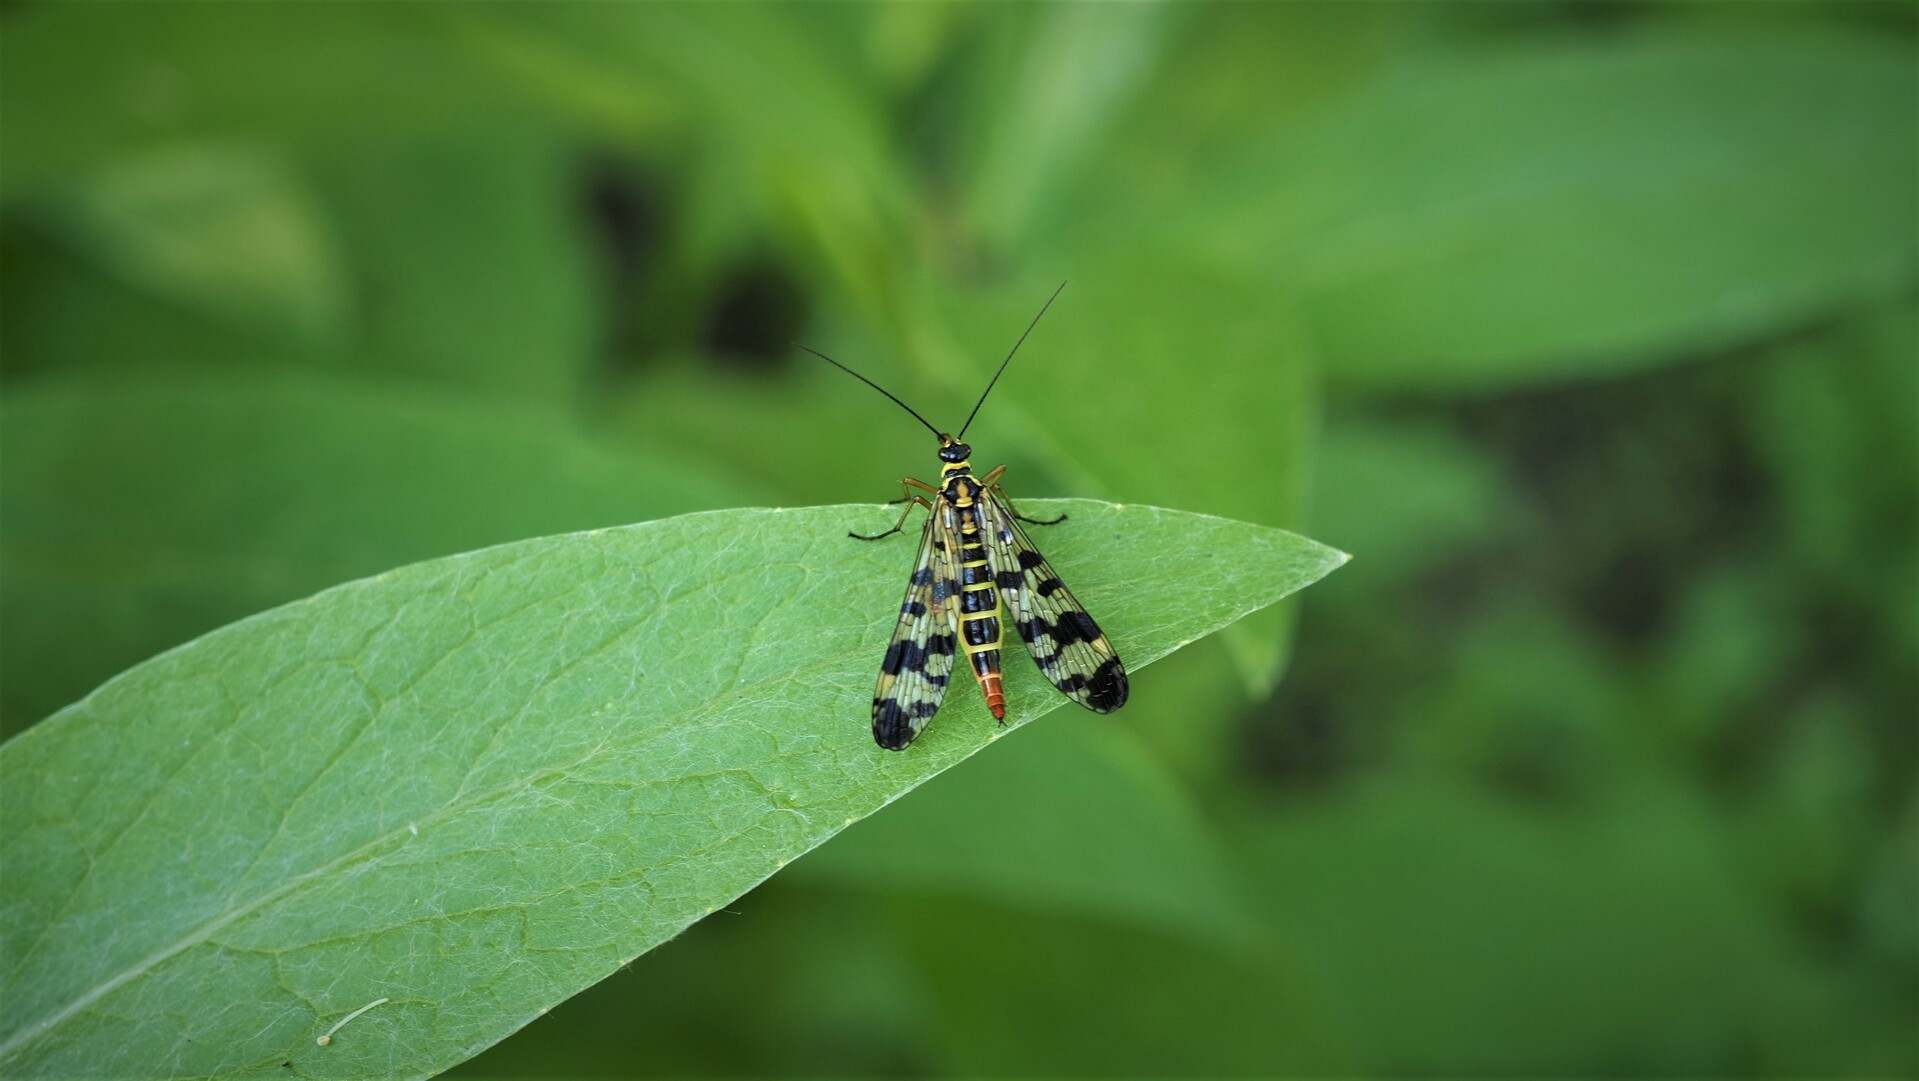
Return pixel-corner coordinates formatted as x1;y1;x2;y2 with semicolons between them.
798;344;943;439
957;281;1066;439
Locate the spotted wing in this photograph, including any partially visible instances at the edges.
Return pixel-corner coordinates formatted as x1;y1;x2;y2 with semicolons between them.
982;489;1128;713
871;508;961;749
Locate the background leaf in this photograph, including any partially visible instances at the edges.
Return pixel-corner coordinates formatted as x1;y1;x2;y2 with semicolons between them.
0;370;744;735
0;5;542;195
10;127;599;398
0;503;1344;1079
43;145;350;349
887;894;1358;1076
303;128;600;399
1232;776;1835;1074
454;3;919;324
1103;31;1917;390
952;2;1178;254
796;719;1261;948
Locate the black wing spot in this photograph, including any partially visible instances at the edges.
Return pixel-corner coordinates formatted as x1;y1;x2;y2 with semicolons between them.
925;633;957;656
873;698;914;750
880;639;930;675
909;567;936;588
1048;610;1101;647
1017;548;1046;570
996;569;1024;592
1086;657;1128;712
1036;576;1065;597
902;599;928;618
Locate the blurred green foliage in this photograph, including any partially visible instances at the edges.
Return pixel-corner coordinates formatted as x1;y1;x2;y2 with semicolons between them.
1;1;1912;1075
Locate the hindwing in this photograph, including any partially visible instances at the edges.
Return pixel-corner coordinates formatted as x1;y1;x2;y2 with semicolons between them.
982;490;1128;713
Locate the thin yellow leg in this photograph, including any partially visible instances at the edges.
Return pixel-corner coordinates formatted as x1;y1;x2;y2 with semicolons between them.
853;491;933;540
886;476;940;504
987;472;1066;527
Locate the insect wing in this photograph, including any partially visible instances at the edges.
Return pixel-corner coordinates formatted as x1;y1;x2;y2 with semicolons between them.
871;510;961;749
983;491;1128;713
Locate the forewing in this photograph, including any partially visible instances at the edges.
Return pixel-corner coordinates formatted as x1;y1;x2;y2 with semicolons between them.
871;508;961;749
984;490;1128;713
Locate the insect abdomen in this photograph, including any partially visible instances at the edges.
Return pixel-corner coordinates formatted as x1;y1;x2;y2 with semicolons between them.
954;491;1007;720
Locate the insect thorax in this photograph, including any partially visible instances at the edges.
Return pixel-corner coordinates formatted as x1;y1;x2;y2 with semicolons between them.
941;462;978;506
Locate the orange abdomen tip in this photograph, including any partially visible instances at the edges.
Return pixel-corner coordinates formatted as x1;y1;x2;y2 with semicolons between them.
983;673;1006;720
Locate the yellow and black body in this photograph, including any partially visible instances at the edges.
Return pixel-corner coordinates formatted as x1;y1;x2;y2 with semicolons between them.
804;283;1128;750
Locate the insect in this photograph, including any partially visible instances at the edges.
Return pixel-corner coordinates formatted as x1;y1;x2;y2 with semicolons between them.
800;283;1127;750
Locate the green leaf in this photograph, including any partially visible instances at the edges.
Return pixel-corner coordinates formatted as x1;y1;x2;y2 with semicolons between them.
1133;32;1918;390
888;896;1361;1075
449;877;939;1077
2;3;600;400
0;502;1345;1078
795;719;1261;948
1111;620;1271;786
955;3;1178;253
42;145;350;349
1233;775;1850;1073
0;370;746;735
452;4;920;323
1307;411;1513;592
307;128;601;399
0;5;543;195
17;127;600;399
0;222;301;383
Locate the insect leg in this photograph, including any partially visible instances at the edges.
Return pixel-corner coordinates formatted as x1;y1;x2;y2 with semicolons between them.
989;481;1067;526
886;476;940;505
852;495;933;540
